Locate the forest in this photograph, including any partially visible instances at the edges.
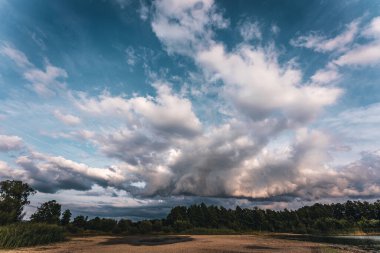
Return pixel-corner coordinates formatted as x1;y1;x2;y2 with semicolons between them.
1;180;380;247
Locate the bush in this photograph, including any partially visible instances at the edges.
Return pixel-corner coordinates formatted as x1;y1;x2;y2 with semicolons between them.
0;223;65;248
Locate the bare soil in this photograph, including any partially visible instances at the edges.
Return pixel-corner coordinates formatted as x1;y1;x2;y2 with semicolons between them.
0;235;366;253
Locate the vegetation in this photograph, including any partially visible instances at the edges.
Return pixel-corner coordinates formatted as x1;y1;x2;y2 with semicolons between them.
0;223;65;248
30;200;62;224
3;179;380;248
0;180;35;225
0;180;64;248
58;200;380;235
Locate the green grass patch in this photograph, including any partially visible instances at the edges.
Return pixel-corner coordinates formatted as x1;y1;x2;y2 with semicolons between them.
0;223;65;248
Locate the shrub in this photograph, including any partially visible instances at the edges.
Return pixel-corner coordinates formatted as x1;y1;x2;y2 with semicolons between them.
0;223;65;248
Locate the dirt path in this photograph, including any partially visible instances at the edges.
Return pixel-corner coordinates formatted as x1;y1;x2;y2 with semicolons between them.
0;235;365;253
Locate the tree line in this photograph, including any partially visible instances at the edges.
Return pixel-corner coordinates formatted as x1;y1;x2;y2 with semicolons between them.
2;180;380;234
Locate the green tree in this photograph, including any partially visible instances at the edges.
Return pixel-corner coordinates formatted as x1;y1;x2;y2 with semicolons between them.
0;180;36;225
61;209;72;226
117;219;132;233
30;200;61;224
138;220;152;234
72;215;88;229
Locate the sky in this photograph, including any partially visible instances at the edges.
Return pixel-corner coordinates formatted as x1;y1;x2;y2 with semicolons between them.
0;0;380;220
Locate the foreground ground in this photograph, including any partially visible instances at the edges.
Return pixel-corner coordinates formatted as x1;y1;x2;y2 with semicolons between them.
0;235;367;253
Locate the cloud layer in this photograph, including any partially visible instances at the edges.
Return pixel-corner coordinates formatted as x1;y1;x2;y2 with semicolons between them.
1;0;380;217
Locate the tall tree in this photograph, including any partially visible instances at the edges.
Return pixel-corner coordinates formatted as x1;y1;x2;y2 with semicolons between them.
61;209;72;226
72;215;88;229
31;200;61;224
0;180;36;225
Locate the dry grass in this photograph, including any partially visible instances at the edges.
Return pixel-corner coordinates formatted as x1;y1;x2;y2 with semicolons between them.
0;235;365;253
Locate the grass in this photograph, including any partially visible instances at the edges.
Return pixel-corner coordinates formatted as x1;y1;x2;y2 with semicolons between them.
0;223;65;248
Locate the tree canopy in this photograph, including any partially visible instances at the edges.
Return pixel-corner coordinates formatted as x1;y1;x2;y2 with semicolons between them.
30;200;61;224
0;180;36;225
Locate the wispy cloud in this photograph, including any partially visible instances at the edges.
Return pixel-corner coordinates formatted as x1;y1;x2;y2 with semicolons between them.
239;20;262;41
1;43;68;97
53;110;81;126
0;43;32;68
291;19;360;53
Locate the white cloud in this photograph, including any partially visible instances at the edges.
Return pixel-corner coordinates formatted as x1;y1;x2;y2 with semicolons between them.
197;44;341;123
292;16;380;67
0;43;32;68
151;0;228;55
363;16;380;38
53;110;81;126
24;64;67;97
73;91;133;117
311;67;341;85
14;151;128;193
333;17;380;66
291;20;360;53
0;43;68;97
239;21;261;41
0;160;24;179
75;83;201;137
130;84;202;136
2;1;379;207
334;41;380;66
0;135;24;152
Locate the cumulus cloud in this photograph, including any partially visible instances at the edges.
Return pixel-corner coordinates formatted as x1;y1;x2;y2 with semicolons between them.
75;83;201;137
151;0;228;55
55;0;345;202
332;150;380;198
0;135;24;152
2;0;380;210
0;160;24;179
197;44;341;123
14;151;129;193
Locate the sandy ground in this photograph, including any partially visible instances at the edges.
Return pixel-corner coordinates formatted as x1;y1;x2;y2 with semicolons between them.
0;235;366;253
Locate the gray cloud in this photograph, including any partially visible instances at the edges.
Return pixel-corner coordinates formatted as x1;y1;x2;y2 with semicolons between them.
2;1;380;217
0;134;24;152
13;151;129;193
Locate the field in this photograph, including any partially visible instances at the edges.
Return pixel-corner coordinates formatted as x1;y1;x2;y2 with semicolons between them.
0;235;366;253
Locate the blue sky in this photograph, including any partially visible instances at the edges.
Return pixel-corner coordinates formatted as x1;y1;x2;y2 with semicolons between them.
1;0;380;220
